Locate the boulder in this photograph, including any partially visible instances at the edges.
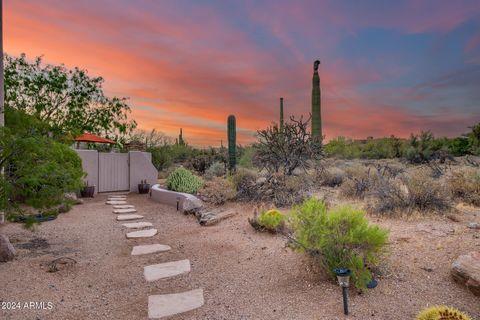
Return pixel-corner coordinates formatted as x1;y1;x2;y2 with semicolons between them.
182;197;203;214
197;208;238;226
0;234;16;262
451;251;480;296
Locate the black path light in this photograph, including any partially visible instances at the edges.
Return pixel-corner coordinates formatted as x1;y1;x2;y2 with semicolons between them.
333;268;352;315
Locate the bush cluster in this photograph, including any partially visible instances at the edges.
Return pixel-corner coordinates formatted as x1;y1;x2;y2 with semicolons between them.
290;198;389;290
198;177;235;205
416;305;472;320
166;168;203;194
205;161;225;179
448;167;480;206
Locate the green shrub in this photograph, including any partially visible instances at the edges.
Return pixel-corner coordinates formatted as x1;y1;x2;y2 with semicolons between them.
448;167;480;206
205;161;225;178
150;146;173;171
290;198;389;290
166;168;203;194
238;146;256;168
416;305;472;320
256;209;285;232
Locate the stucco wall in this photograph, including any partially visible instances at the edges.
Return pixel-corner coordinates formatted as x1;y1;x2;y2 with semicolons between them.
129;151;158;193
74;150;157;194
75;149;99;194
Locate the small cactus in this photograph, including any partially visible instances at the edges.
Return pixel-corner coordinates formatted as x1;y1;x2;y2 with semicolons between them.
227;115;236;172
166;168;203;194
416;306;472;320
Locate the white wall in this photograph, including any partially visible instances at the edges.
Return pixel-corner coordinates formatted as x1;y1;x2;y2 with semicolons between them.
129;151;158;193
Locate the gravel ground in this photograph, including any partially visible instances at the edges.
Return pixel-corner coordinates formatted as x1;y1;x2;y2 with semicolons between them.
0;193;479;320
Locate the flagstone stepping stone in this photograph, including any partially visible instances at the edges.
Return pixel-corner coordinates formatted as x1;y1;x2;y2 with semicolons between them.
126;229;158;239
131;244;171;256
108;194;128;197
113;208;137;214
144;259;190;282
106;201;127;205
113;205;135;209
148;289;204;319
108;198;127;201
116;214;144;221
122;222;153;229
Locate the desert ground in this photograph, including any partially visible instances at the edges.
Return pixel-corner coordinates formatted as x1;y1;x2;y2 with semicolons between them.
0;192;478;320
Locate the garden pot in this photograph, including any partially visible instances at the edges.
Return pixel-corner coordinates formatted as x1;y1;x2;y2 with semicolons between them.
80;185;95;198
138;183;151;194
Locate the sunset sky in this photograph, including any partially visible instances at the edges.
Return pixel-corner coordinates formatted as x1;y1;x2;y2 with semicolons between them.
5;0;480;146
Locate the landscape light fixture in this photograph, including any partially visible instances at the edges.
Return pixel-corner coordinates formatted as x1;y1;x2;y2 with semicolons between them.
333;267;351;315
176;197;180;211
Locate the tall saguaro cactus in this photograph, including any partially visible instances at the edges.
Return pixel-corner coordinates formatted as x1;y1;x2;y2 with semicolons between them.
311;60;322;140
227;115;236;171
280;97;284;131
178;128;184;145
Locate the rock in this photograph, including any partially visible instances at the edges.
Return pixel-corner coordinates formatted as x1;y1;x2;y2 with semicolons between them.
182;197;203;214
113;208;137;214
0;234;16;262
131;244;171;256
64;192;78;201
148;289;204;319
467;222;480;230
451;251;480;296
106;201;127;205
126;229;157;239
144;259;191;282
256;177;267;184
116;214;144;221
122;222;153;229
113;205;135;209
198;209;238;226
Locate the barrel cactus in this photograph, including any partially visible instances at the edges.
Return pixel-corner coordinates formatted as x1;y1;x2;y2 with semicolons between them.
416;306;472;320
227;115;236;171
166;168;203;194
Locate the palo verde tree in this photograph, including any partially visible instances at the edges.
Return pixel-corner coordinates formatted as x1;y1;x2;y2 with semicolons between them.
4;53;136;140
254;116;323;176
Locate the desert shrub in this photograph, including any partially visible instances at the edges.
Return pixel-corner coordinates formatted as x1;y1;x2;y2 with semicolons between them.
254;116;322;175
198;177;235;205
318;167;345;187
150;145;173;171
166;168;203;194
250;209;285;233
416;305;472;320
290;198;389;290
404;172;450;212
205;161;225;179
188;155;214;174
340;165;376;199
238;146;256;168
1;110;84;210
448;167;480;206
229;168;257;196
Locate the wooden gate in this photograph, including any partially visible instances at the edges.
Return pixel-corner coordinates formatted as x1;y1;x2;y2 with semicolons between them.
98;153;129;192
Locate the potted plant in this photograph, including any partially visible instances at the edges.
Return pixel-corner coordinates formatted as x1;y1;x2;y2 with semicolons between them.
80;181;95;198
138;179;150;194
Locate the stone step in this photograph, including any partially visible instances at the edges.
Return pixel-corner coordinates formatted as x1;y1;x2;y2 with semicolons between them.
113;208;137;214
106;201;128;205
144;259;190;282
126;229;158;239
131;244;171;256
116;214;144;221
122;222;153;229
148;289;204;319
113;205;135;209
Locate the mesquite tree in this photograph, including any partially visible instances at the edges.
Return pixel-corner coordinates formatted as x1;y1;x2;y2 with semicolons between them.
254;116;322;176
4;53;136;139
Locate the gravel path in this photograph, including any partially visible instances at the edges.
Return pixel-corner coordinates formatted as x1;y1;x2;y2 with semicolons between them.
1;194;479;319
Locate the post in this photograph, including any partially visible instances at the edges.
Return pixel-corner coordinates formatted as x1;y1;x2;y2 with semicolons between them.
0;0;5;224
342;286;349;315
